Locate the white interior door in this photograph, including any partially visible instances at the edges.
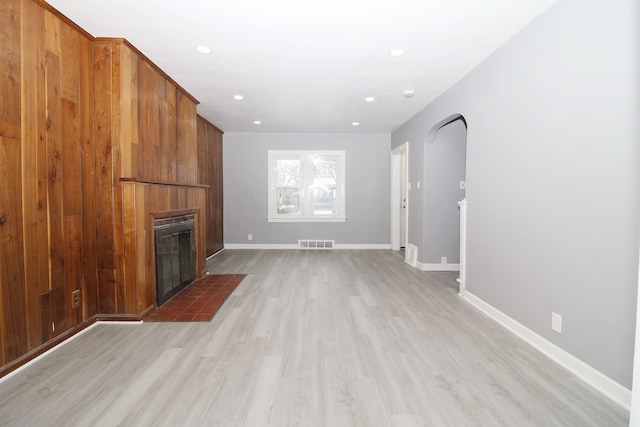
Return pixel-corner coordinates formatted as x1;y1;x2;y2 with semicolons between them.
400;153;407;248
391;143;408;251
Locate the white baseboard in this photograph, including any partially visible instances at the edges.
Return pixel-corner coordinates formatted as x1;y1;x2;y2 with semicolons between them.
223;243;391;250
224;244;298;249
459;289;631;410
417;262;460;272
334;244;391;250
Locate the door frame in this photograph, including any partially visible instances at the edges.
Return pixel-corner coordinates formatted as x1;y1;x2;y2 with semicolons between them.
391;142;409;251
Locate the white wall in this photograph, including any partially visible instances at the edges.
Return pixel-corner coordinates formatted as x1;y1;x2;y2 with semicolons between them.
392;0;639;388
223;132;391;246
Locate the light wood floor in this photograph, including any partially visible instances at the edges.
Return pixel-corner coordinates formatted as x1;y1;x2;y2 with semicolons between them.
0;250;629;426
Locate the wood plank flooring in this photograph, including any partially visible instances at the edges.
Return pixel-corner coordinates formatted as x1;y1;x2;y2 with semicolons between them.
0;250;629;426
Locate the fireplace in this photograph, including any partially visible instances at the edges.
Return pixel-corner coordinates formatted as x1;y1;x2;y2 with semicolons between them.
154;214;196;306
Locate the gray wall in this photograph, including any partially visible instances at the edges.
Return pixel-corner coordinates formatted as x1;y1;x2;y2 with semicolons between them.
223;133;391;245
422;119;467;264
392;0;639;388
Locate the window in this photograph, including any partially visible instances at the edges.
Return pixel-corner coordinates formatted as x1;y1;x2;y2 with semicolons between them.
268;150;346;222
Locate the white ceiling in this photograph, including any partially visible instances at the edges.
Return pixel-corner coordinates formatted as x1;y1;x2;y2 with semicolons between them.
47;0;558;133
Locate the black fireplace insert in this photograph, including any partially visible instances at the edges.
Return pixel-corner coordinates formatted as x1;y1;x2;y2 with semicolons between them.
154;215;195;307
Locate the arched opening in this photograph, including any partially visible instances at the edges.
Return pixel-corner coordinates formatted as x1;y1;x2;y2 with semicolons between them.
421;114;468;288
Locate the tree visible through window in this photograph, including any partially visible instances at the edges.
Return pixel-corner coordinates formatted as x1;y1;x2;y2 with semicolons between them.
268;150;346;222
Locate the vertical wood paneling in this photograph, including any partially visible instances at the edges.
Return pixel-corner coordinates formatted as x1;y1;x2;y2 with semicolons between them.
0;0;21;140
93;42;116;314
197;115;207;183
176;90;197;184
79;34;97;318
0;135;25;366
113;183;124;313
119;45;138;179
33;7;49;301
93;43;115;272
144;184;154;307
0;136;27;363
39;293;50;343
45;50;65;294
59;21;85;329
197;115;224;256
20;0;46;351
165;84;177;182
63;215;81;327
158;78;168;182
62;99;81;215
60;23;80;104
2;0;209;375
43;10;60;56
97;269;116;314
6;1;98;369
122;184;138;313
212;126;224;253
111;42;122;187
135;184;147;312
109;42;123;316
196;116;209;254
114;253;125;314
138;61;159;181
93;40;205;317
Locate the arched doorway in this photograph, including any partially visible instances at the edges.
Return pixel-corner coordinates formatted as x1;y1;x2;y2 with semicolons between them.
421;115;468;289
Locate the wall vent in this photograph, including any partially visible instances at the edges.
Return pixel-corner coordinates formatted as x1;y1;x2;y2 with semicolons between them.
298;240;335;249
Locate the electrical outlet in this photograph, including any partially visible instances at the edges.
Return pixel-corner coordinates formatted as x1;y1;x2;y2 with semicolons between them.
551;312;562;334
441;256;447;264
72;289;81;308
460;181;466;190
248;234;253;241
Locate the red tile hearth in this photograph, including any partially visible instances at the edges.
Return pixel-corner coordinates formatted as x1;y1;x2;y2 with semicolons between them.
145;274;246;322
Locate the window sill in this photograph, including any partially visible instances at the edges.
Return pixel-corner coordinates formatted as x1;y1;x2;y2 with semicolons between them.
267;217;346;223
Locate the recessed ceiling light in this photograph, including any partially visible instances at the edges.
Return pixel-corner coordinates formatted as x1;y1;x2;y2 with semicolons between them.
365;97;375;102
404;90;415;98
195;45;212;54
389;48;406;57
233;95;244;100
254;120;262;125
352;122;360;126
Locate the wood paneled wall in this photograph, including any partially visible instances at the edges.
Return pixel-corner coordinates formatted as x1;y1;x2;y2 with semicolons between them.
0;0;97;372
93;38;205;317
0;0;223;375
197;115;224;256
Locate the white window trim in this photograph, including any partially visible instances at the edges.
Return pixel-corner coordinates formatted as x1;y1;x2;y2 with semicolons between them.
267;150;346;223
